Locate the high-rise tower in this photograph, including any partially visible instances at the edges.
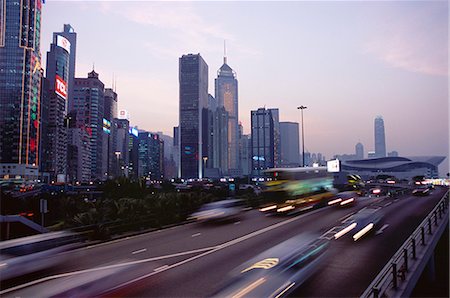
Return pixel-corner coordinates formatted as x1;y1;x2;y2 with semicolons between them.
215;46;239;175
179;54;208;179
374;116;386;158
355;142;364;159
0;0;43;179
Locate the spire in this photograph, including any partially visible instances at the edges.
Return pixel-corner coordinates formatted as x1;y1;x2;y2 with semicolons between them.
223;40;227;64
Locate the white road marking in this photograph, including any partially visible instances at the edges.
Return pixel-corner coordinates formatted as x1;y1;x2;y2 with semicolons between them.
2;206;332;294
131;248;147;255
383;202;392;207
191;233;201;237
339;212;355;222
375;224;389;235
234;221;241;225
154;265;169;272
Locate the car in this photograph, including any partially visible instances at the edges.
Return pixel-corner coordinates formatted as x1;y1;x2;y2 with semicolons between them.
212;234;329;297
412;187;430;196
190;199;245;222
334;206;383;241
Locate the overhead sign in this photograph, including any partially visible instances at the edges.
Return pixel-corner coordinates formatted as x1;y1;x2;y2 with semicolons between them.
55;75;68;100
56;35;71;54
119;109;130;120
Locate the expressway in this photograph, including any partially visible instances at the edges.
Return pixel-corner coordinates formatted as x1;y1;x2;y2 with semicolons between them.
2;186;447;297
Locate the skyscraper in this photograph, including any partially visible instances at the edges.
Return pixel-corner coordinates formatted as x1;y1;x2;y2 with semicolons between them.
280;122;300;167
374;116;386;158
138;131;164;180
251;108;275;177
0;0;43;179
72;70;105;181
355;142;364;159
179;54;208;179
215;51;239;175
40;31;71;181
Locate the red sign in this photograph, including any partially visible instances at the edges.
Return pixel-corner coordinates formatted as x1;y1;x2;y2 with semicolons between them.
55;75;67;99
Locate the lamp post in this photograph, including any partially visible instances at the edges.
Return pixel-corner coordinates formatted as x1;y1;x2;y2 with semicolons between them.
202;157;208;179
297;106;307;167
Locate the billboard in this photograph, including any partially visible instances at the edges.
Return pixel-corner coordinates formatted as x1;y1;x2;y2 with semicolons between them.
55;75;67;100
102;118;111;134
56;35;71;54
327;159;340;173
119;109;130;120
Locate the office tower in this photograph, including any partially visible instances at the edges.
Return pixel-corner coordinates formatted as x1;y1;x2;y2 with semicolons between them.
72;70;105;181
279;122;300;167
213;106;229;174
40;32;71;182
179;54;208;179
215;51;239;175
268;108;280;167
355;142;364;159
239;122;251;176
53;24;76;111
111;118;130;177
0;0;43;180
128;127;139;180
374;116;386;158
173;126;180;178
103;88;117;177
67;110;91;183
138;132;164;180
251;108;275;177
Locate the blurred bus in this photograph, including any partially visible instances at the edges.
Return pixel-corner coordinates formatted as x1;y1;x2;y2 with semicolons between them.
259;167;336;214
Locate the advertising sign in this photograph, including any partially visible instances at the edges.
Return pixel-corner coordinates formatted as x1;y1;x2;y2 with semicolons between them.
327;159;340;173
119;109;130;120
55;75;68;100
56;35;71;54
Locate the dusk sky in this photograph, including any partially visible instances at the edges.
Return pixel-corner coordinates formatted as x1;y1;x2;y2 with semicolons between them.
41;1;449;173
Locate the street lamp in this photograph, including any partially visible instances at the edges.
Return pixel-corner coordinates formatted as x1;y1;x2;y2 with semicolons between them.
115;151;121;177
202;157;208;179
297;105;307;167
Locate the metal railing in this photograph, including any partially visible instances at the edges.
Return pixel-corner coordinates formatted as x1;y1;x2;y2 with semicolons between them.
361;189;449;298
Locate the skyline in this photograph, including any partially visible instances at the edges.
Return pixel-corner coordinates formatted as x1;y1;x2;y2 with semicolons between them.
40;1;448;173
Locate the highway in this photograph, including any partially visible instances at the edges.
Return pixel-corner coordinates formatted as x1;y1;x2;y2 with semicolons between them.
2;186;447;297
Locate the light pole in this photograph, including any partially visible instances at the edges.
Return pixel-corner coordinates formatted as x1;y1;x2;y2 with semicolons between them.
297;106;307;167
202;157;208;179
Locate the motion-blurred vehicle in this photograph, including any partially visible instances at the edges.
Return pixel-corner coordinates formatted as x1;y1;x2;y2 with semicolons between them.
259;167;337;215
412;187;430;196
368;187;385;197
0;231;82;281
212;234;329;297
334;206;383;241
190;199;245;222
327;191;357;207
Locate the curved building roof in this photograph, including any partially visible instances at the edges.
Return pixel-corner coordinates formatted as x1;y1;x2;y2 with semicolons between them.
341;156;446;172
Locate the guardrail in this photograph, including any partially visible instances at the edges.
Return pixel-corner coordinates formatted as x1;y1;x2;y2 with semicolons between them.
361;189;449;298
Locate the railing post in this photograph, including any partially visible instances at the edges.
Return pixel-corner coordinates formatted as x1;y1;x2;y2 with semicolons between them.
434;211;438;226
412;238;416;259
373;286;380;298
421;226;426;245
403;248;408;272
428;218;432;234
392;262;398;289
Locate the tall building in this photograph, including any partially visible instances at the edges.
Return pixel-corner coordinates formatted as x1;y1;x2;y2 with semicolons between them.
280;122;300;167
0;0;43;180
128;127;139;180
173;126;180;177
40;31;71;182
213;106;229;174
179;54;208;179
269;109;280;167
239;122;251;176
215;52;239;175
72;70;105;181
103;88;117;177
138;131;164;180
355;142;364;159
374;116;386;158
251;108;275;177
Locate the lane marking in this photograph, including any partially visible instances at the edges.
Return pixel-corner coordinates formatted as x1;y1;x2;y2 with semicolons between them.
383;202;392;207
2;206;333;294
375;224;389;235
191;233;201;237
131;248;147;255
234;221;241;225
339;212;355;222
154;265;169;272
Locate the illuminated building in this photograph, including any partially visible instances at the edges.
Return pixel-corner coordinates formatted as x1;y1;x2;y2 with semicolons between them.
215;52;239;175
251;108;275;177
111;118;129;177
138;131;164;180
0;0;43;180
40;31;71;182
374;116;386;158
179;54;208;179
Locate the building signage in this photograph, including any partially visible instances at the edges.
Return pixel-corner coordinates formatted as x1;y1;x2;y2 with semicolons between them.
327;159;340;173
56;35;71;54
119;109;130;120
55;75;68;100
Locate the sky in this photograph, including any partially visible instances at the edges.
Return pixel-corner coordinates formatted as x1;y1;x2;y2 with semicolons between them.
40;1;449;174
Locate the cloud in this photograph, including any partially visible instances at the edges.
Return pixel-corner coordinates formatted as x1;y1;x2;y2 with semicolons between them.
365;4;447;76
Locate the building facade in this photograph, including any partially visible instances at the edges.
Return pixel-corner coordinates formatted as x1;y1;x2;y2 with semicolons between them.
0;0;43;179
374;116;386;158
215;55;239;175
179;54;208;179
138;131;164;180
279;121;300;167
355;142;364;159
251;108;275;177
